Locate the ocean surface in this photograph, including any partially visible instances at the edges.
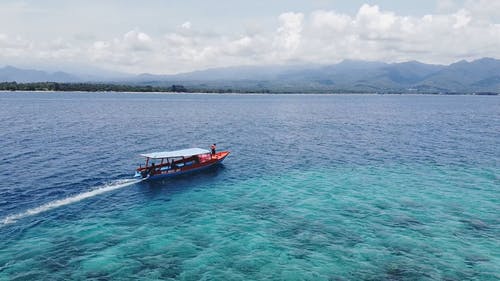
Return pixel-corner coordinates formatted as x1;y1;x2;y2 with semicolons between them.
0;92;498;280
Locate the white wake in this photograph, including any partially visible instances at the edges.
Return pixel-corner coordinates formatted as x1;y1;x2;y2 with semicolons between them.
1;178;140;225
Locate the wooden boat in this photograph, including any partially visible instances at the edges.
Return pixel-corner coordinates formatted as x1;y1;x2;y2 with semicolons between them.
134;148;230;180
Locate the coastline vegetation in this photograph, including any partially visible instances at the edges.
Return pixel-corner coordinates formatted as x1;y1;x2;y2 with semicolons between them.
0;81;497;95
0;82;188;93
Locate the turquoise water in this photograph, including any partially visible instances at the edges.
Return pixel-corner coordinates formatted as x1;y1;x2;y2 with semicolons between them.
0;93;499;280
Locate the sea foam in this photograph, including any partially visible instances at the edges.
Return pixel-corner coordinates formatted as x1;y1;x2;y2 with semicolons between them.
1;179;140;225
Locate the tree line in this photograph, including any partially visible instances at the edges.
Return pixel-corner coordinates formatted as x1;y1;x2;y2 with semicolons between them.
0;82;188;92
2;81;489;94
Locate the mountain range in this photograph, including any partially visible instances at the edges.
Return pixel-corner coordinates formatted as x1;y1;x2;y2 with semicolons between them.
1;58;500;93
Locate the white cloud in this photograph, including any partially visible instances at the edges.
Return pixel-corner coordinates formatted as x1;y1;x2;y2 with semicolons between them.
453;9;471;28
0;34;28;49
0;34;32;58
356;4;396;33
123;29;152;51
465;0;500;22
274;12;304;52
311;10;351;32
300;4;500;64
181;21;191;29
87;29;154;69
1;3;500;73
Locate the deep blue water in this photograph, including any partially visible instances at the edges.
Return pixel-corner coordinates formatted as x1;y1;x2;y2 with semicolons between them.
0;92;499;280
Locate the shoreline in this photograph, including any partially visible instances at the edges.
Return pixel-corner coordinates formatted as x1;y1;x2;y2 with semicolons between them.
0;90;497;96
1;82;497;95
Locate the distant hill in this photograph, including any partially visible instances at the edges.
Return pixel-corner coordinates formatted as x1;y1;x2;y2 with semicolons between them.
0;66;80;83
2;58;500;93
130;58;500;93
417;58;500;92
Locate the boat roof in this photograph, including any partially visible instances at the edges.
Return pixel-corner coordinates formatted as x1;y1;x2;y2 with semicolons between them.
140;148;210;159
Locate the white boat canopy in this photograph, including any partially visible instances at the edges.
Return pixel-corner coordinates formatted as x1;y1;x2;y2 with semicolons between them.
140;148;210;159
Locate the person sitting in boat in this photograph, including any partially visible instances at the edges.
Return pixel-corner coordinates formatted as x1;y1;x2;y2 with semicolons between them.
149;163;156;176
140;169;148;178
170;160;177;170
211;143;216;155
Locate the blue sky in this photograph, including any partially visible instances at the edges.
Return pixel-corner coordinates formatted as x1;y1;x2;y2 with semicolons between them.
0;0;498;74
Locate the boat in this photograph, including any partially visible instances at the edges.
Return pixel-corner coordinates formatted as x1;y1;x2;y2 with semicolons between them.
134;147;230;180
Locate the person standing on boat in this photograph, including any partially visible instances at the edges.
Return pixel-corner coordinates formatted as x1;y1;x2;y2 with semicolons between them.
211;143;216;155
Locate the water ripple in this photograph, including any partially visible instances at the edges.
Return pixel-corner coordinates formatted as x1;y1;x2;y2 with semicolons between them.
0;93;498;280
